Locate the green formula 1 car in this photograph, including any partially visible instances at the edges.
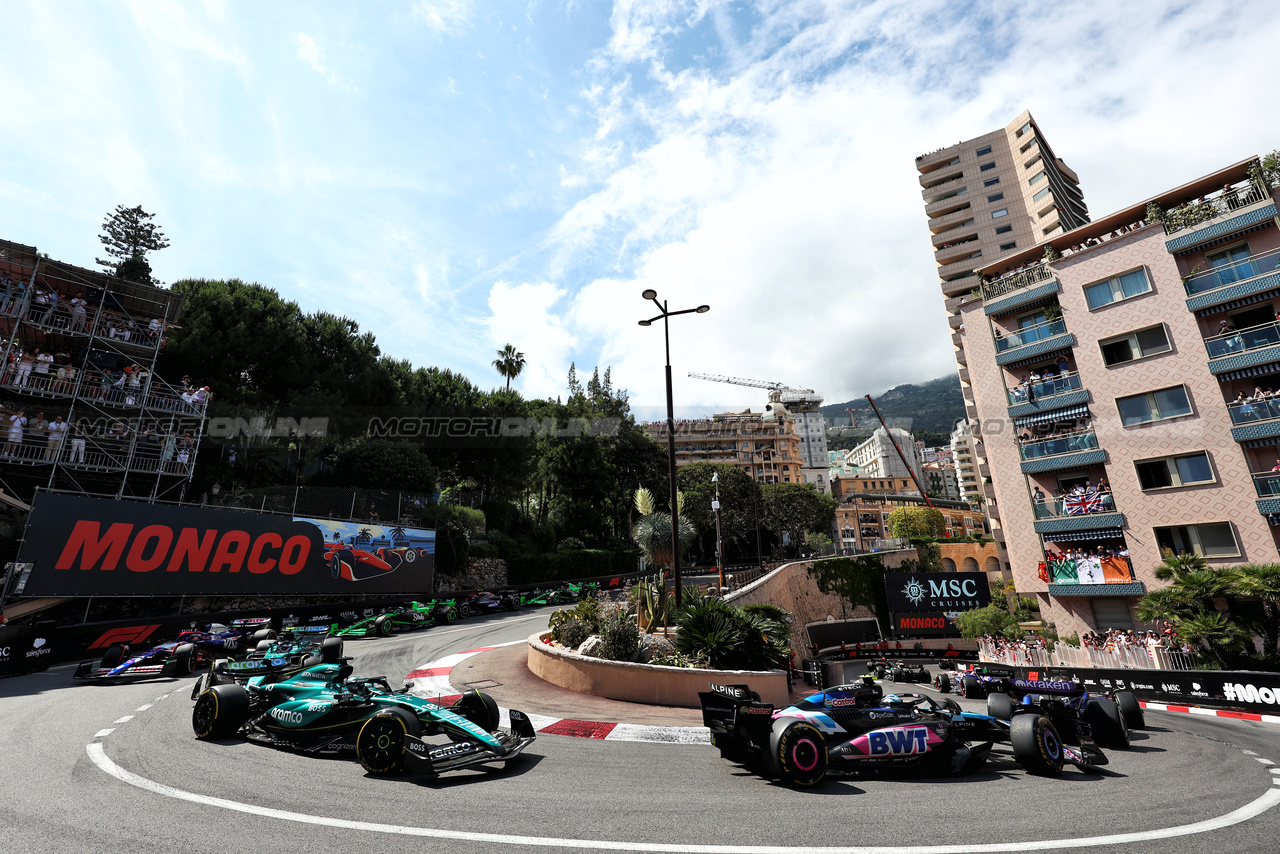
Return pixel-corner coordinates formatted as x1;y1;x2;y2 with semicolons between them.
190;625;344;698
335;600;460;639
193;662;536;776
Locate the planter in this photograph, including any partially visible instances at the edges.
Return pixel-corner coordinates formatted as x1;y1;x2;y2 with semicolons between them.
527;632;789;708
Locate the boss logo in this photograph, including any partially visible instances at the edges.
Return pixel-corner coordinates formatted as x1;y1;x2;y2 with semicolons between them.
407;741;427;753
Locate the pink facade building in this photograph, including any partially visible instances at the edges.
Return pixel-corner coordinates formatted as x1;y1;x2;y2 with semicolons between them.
957;157;1280;634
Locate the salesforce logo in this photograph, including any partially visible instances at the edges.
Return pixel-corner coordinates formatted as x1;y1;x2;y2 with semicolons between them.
26;638;50;658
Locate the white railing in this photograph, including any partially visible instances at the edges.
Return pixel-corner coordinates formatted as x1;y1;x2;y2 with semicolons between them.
978;639;1193;671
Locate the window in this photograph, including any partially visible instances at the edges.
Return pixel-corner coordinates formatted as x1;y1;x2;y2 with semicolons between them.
1135;452;1215;490
995;225;1013;235
984;177;1000;187
1100;325;1172;366
988;193;1004;202
980;162;996;171
991;208;1008;219
976;145;992;156
1117;386;1193;426
1029;171;1046;186
1084;268;1152;309
1154;523;1239;558
1016;122;1031;137
999;241;1016;251
1033;187;1052;202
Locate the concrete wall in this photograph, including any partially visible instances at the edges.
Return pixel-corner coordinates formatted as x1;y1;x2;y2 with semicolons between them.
527;632;790;708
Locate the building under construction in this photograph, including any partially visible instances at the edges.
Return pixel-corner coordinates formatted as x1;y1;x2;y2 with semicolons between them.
0;238;205;503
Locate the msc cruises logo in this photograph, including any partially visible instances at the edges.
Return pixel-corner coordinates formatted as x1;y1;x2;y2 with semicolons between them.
901;576;928;607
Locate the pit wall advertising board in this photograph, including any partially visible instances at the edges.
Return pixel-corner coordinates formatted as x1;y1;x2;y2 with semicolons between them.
1003;664;1280;717
16;493;435;597
884;571;991;613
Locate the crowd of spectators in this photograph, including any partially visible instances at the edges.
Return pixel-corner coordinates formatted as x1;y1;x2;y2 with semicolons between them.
1;405;196;473
0;272;168;347
0;348;209;413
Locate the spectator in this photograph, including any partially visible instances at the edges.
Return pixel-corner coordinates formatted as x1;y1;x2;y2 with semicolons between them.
44;415;66;460
3;408;26;456
69;419;87;464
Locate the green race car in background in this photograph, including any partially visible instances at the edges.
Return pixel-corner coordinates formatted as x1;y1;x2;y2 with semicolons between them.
192;662;537;776
335;600;460;638
190;625;344;697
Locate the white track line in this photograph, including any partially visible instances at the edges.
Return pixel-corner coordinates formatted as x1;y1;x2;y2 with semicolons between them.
85;742;1280;853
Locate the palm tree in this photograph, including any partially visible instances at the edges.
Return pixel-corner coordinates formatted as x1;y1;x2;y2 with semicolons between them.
632;487;695;570
493;344;526;391
1228;563;1280;658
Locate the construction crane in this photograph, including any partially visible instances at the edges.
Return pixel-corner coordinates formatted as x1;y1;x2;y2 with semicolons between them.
863;394;934;508
687;373;823;407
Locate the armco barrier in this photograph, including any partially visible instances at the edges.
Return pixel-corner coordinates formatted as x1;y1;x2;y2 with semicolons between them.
0;620;57;678
1001;664;1280;717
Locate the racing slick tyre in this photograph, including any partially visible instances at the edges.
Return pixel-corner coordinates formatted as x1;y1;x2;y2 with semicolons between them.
440;607;459;625
168;643;196;676
250;629;276;643
192;683;250;739
1084;697;1130;749
768;720;828;787
935;673;952;693
891;668;904;682
256;639;274;652
458;603;472;620
1011;714;1064;776
986;693;1014;721
960;676;985;699
452;689;500;735
1114;690;1145;730
99;644;127;670
374;615;394;637
320;637;343;664
356;707;423;776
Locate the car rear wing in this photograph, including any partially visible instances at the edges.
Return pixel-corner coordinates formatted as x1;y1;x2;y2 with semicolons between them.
698;683;775;742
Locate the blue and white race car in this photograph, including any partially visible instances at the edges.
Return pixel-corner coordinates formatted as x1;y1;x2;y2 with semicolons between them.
73;622;274;681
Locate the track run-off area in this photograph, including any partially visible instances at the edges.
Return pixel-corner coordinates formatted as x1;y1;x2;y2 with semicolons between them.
4;607;1280;854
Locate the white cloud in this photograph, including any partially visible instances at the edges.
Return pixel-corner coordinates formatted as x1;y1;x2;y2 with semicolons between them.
486;281;577;394
414;0;473;35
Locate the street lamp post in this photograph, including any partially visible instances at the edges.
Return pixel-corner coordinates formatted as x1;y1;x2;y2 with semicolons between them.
712;472;724;594
639;290;709;605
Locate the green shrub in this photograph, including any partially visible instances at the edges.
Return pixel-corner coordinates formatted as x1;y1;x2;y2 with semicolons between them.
507;549;639;585
675;597;790;671
648;650;706;669
598;605;639;662
548;594;604;638
554;619;590;649
557;536;587;551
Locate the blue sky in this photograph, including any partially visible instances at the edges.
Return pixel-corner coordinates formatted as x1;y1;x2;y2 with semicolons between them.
2;1;1279;422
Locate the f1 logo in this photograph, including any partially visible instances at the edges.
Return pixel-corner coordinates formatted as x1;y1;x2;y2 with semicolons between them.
88;624;161;649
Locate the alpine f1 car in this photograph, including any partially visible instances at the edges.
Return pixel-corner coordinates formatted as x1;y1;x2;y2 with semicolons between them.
74;622;274;681
700;679;1110;786
457;590;520;618
335;600;460;638
192;661;536;776
982;675;1132;749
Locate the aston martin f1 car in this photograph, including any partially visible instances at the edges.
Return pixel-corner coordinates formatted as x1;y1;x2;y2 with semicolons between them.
73;623;274;681
699;680;1108;786
190;626;344;697
192;662;536;776
334;600;460;638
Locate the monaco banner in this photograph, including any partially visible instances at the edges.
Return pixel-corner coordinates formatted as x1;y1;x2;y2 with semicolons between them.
17;493;435;597
884;571;992;613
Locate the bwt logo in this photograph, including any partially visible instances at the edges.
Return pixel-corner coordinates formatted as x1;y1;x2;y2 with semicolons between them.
867;728;930;756
207;417;329;439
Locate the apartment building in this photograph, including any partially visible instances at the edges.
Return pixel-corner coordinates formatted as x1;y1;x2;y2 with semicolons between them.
957;155;1279;635
920;110;1092;582
922;461;961;501
641;409;804;484
833;489;986;554
949;419;982;503
842;427;921;481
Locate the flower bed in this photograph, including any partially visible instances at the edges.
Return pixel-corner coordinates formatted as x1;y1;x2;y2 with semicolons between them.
526;632;789;708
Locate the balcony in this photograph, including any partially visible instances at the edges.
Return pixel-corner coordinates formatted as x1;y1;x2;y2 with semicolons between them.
1032;493;1124;535
1161;176;1274;248
1006;371;1089;417
1018;430;1106;474
1228;398;1280;442
981;261;1054;301
1183;246;1280;295
1251;472;1280;518
994;318;1074;366
1204;319;1280;374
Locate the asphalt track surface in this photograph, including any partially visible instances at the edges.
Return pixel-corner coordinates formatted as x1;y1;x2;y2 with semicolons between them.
4;607;1280;854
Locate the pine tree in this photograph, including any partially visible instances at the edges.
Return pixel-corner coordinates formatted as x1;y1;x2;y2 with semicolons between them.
96;204;171;285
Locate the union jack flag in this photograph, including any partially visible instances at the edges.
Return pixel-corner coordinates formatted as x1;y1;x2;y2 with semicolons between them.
1064;489;1105;515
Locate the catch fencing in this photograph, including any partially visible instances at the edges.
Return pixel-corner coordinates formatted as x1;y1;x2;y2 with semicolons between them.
978;639;1194;671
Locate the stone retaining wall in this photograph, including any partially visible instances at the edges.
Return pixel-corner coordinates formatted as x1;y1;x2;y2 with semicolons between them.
527;632;790;708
